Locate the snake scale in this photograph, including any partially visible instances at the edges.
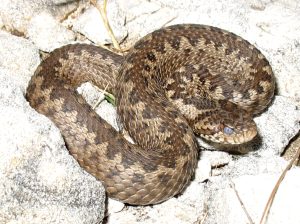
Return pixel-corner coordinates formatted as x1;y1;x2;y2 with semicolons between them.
26;24;275;205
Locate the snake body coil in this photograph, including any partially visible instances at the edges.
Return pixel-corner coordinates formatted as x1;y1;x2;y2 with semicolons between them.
26;24;275;205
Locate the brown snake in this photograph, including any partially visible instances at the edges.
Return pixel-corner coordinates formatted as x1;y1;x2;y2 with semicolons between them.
26;24;275;205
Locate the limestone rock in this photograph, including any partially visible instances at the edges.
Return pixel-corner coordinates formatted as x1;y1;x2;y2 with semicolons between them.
0;30;40;91
205;164;300;224
0;0;299;223
0;0;78;34
27;11;75;52
72;1;127;45
0;33;105;224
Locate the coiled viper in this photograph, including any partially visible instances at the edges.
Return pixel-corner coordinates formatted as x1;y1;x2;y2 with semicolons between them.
26;24;275;205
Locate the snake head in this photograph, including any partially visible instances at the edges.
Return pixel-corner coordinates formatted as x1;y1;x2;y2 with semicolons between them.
193;101;257;144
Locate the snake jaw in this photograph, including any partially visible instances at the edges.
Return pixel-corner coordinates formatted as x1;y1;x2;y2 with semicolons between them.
224;126;257;144
224;119;258;144
199;124;257;145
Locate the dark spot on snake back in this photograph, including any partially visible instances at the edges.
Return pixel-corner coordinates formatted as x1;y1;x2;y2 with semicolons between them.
142;77;149;87
162;156;176;169
257;84;264;94
198;66;210;79
134;39;149;50
142;108;155;119
159;125;167;133
93;134;102;145
151;28;165;39
121;69;132;83
178;122;189;134
243;90;251;100
146;52;157;62
184;64;197;74
75;109;87;124
106;137;126;160
121;154;136;169
160;100;168;108
182;160;192;172
164;136;173;145
126;52;137;64
106;144;118;160
225;48;234;55
260;70;273;82
37;96;46;107
26;82;36;94
144;64;151;72
86;152;102;165
104;168;121;182
129;90;141;104
185;36;198;46
169;36;181;50
158;173;172;182
183;48;192;57
179;142;192;156
213;40;223;49
155;44;166;53
132;173;144;183
208;84;217;92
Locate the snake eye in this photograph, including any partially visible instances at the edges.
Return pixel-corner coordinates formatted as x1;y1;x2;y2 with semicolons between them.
224;126;234;135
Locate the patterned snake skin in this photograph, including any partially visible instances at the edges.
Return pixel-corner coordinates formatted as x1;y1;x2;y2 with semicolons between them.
26;24;275;205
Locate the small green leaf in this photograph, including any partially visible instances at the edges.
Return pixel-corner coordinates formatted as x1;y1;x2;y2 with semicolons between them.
104;92;116;106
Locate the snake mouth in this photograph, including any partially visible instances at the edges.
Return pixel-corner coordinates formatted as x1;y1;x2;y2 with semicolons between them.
240;128;258;144
225;129;257;145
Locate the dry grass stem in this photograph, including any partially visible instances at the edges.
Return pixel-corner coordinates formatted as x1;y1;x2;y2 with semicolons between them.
92;84;116;109
230;181;254;224
259;146;300;224
90;0;122;53
196;203;208;224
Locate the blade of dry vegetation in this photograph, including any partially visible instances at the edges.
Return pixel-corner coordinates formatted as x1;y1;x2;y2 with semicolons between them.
259;146;300;224
90;0;122;52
